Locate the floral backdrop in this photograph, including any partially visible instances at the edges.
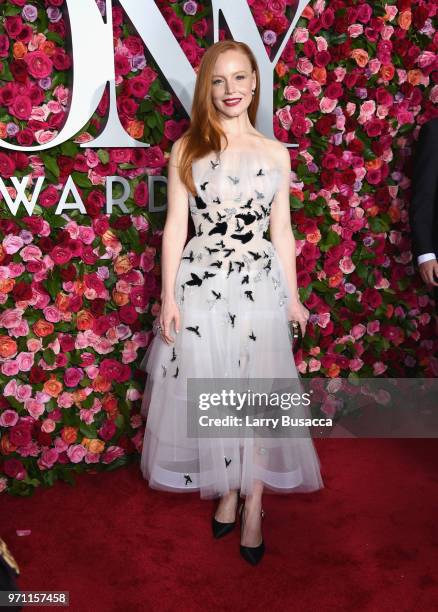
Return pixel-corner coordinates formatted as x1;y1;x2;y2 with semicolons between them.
0;0;437;496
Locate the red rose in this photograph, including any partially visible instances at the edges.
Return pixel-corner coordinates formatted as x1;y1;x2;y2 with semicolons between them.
134;182;148;206
29;366;48;385
51;245;72;265
119;304;138;324
39;186;59;208
52;49;72;71
10;95;32;120
17;128;35;146
4;16;23;39
126;76;149;98
59;264;77;282
0;152;16;177
12;281;33;301
0;35;10;57
24;51;53;79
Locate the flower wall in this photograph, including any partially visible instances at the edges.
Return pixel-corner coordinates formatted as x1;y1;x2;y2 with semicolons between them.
0;0;437;495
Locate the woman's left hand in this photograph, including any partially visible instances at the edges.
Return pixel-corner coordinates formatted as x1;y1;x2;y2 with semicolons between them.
287;298;310;337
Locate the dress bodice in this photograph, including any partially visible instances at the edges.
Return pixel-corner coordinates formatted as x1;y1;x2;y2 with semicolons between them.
181;148;283;275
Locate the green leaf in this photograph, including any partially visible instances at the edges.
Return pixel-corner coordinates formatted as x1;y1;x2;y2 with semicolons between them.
40;154;60;179
43;348;56;366
98;149;110;164
72;172;91;189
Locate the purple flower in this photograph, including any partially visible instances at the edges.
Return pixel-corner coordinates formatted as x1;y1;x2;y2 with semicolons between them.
7;123;19;136
22;4;38;23
344;283;356;294
263;30;277;45
39;77;52;90
47;7;62;23
354;87;368;99
132;55;146;71
183;1;198;15
97;0;106;16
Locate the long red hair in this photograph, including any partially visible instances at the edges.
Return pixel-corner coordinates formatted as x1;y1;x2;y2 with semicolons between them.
178;40;260;195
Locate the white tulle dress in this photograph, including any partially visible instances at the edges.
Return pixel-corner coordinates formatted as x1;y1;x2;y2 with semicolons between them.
139;147;324;499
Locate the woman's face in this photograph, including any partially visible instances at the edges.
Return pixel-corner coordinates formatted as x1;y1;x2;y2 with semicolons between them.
210;49;256;119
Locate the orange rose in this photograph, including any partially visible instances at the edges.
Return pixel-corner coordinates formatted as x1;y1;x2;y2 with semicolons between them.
380;64;395;81
12;42;27;59
127;120;144;139
73;279;86;296
102;229;119;248
0;123;7;140
365;158;382;170
386;304;394;318
291;189;304;201
55;293;70;312
72;389;88;405
76;309;94;331
43;377;63;398
311;66;327;84
328;272;343;288
398;10;411;30
306;229;321;244
112;290;129;306
33;320;55;337
350;49;369;68
302;5;314;19
407;69;422;86
368;205;379;217
0;279;14;294
40;41;56;56
61;426;78;444
388;206;401;223
92;374;112;393
275;61;287;78
114;254;132;275
88;439;105;454
328;363;341;378
0;336;18;358
0;433;17;454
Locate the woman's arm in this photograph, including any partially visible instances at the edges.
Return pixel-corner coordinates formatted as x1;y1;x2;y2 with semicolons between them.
269;143;300;304
160;137;190;301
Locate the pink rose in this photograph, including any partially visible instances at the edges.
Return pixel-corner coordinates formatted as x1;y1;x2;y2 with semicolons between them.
38;448;59;469
16;384;32;402
0;410;19;427
3;235;24;255
0;308;23;329
41;419;56;434
1;360;20;376
67;444;87;463
102;446;125;464
43;305;62;323
25;398;45;419
16;352;34;371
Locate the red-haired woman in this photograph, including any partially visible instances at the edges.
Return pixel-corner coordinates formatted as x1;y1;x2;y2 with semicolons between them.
140;40;323;565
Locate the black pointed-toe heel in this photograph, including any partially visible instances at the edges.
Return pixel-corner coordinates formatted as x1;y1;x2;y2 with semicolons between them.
212;492;240;539
239;502;265;565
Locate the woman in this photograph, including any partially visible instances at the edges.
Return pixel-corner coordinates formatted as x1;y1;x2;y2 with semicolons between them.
140;40;324;565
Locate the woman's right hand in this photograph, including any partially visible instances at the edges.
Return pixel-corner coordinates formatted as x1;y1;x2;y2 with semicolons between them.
158;297;181;345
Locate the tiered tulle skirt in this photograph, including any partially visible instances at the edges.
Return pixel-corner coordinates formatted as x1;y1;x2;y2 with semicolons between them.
139;248;324;499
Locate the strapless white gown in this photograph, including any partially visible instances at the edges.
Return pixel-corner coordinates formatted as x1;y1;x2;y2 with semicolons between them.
139;147;324;499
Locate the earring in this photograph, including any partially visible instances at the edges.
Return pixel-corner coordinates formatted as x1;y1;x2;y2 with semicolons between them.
251;89;255;96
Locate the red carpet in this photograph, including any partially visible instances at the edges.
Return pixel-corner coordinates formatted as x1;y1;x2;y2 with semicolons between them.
1;439;437;612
